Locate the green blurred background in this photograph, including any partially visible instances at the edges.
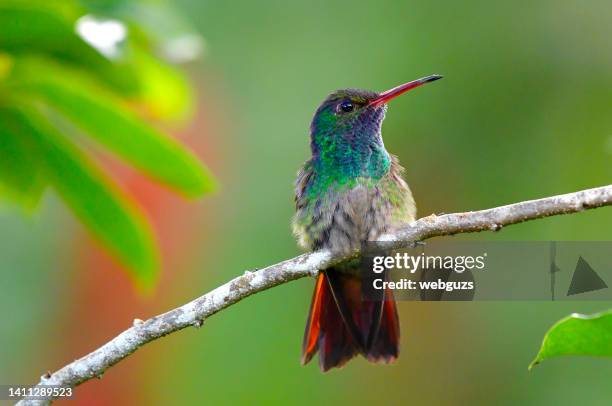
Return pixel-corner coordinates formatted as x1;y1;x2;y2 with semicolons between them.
2;0;612;404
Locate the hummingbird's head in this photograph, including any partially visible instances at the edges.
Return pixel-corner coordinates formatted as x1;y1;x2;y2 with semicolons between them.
309;75;442;178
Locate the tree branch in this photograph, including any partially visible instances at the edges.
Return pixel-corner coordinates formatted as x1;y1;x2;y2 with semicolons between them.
17;184;612;405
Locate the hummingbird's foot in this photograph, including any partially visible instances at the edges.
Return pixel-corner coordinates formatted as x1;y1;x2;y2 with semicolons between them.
408;240;426;249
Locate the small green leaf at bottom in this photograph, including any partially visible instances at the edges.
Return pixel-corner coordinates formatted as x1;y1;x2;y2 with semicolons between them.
530;310;612;370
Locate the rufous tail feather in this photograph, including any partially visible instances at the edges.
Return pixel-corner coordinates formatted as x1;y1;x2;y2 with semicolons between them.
301;269;400;372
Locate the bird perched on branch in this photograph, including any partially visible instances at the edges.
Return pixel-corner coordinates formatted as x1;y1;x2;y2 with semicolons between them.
293;74;442;371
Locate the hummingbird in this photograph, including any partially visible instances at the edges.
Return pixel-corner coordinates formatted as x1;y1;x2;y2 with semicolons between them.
293;74;442;371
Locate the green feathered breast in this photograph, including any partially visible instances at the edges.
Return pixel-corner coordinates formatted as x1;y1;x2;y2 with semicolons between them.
293;154;415;253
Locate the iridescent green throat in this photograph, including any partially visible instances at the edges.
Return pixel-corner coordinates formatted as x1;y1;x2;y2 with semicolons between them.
309;133;391;196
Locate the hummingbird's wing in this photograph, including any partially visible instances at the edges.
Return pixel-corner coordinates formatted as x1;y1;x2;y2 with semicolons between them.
292;159;316;250
294;159;314;210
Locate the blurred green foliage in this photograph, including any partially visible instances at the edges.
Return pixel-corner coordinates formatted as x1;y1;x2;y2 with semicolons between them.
0;0;214;288
1;0;612;404
531;310;612;369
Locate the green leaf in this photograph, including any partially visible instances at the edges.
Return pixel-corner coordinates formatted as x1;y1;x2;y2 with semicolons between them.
0;110;47;207
16;71;215;197
0;1;140;95
78;0;128;13
530;310;612;370
0;2;85;55
130;49;195;123
3;105;159;289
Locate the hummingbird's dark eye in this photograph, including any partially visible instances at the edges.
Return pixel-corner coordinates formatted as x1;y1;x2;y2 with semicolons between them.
338;100;354;113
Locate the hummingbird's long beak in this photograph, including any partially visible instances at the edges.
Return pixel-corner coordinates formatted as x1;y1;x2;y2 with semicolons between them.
369;74;443;107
